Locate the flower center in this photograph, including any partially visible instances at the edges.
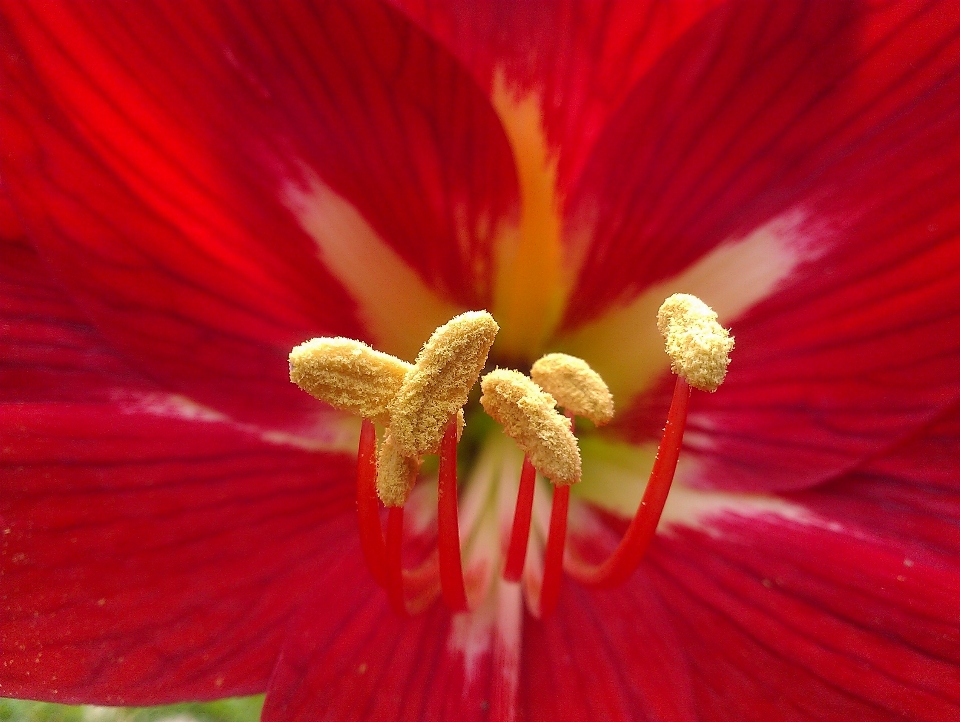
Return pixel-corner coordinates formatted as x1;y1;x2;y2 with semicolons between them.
289;295;733;617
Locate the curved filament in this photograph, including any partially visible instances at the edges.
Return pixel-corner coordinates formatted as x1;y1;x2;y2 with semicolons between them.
571;376;691;587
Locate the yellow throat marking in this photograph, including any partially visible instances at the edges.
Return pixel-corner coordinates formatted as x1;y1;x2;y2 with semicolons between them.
490;70;568;361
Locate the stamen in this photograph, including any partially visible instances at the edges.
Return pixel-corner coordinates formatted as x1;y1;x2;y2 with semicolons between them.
289;337;410;425
389;311;499;458
572;294;732;587
571;375;691;587
657;293;734;392
539;483;570;617
437;418;468;611
538;410;575;617
479;369;581;486
376;432;420;508
290;312;498;616
503;455;537;582
531;353;614;425
356;419;387;586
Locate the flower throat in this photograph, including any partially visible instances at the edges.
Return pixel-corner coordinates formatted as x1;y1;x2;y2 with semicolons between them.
289;294;733;618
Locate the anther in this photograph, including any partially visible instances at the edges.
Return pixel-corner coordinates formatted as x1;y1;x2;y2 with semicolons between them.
482;367;584;615
479;369;581;486
289;337;411;426
531;353;614;425
657;293;734;392
389;311;499;458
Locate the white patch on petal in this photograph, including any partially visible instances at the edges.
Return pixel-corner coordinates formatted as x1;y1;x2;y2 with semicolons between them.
447;576;523;722
445;434;524;721
491;580;523;722
678;426;716;453
118;391;229;423
111;390;358;453
572;438;834;539
659;484;815;535
448;601;494;690
281;172;462;361
557;209;821;405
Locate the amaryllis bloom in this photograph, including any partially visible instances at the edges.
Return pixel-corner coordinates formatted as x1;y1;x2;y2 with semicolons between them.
3;0;960;720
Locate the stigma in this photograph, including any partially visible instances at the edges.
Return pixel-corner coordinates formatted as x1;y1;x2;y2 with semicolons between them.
288;294;734;617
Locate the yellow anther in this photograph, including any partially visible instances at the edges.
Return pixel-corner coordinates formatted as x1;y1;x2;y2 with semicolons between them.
289;337;411;425
657;294;734;392
479;369;581;486
531;353;614;425
376;432;421;507
389;311;499;458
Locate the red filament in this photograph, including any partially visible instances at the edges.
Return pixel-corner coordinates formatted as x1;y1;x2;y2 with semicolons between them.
572;376;691;587
437;418;468;611
539;483;570;617
503;455;537;582
357;374;692;617
385;506;409;616
356;419;387;587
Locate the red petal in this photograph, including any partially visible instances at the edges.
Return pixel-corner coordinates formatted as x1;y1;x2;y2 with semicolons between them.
648;515;960;721
797;400;960;562
520;578;698;722
1;396;356;705
1;235;358;704
0;0;518;425
266;540;698;722
640;403;960;722
0;176;23;239
264;554;517;722
0;236;134;403
391;0;722;192
580;1;960;490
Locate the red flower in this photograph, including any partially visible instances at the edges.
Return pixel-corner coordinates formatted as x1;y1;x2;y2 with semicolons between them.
3;1;960;720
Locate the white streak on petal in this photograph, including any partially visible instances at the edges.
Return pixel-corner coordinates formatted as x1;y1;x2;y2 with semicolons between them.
573;438;824;537
491;580;522;722
659;484;816;535
281;172;461;361
557;210;820;406
112;390;358;453
444;434;524;720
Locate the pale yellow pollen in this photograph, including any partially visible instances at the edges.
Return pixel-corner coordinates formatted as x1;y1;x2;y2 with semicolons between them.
376;432;421;508
657;294;735;392
479;369;581;486
530;353;614;425
389;311;499;458
289;337;411;426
